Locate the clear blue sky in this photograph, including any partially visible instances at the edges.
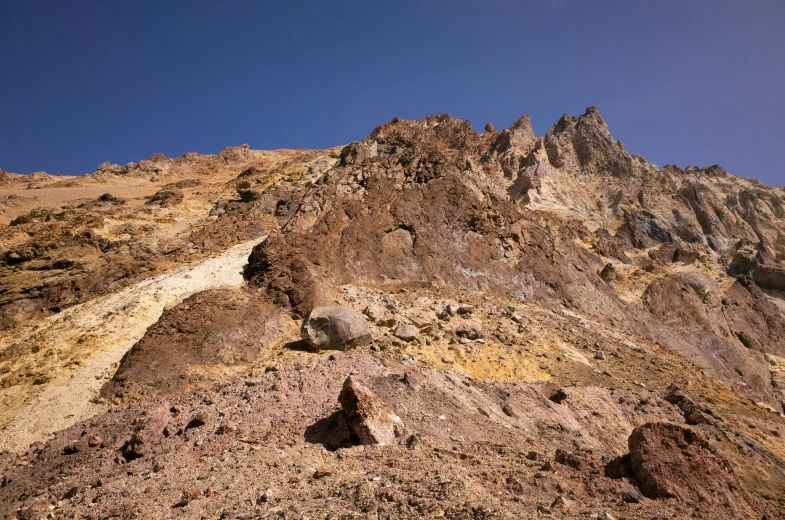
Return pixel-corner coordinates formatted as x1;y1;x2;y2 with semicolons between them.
2;1;784;186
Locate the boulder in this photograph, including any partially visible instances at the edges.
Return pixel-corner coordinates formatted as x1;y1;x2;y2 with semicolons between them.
338;376;404;445
628;423;753;514
301;306;372;350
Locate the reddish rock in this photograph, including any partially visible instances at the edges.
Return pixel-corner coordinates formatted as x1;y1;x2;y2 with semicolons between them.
338;376;404;445
122;403;170;460
628;423;755;515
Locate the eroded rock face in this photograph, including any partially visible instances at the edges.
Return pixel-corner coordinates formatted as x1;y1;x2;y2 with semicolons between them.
301;307;372;350
338;376;404;445
628;423;754;514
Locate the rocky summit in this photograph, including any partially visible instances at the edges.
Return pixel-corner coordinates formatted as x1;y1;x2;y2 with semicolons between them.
1;107;785;519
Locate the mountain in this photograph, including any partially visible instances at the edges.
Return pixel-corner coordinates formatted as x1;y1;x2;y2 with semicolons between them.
1;108;784;518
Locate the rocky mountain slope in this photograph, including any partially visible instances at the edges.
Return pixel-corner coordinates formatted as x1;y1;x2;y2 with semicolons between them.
1;108;785;519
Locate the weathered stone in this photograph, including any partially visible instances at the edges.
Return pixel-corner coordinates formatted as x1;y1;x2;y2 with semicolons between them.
122;403;170;460
393;323;418;342
338;376;404;445
628;422;752;513
455;317;483;340
301;306;372;350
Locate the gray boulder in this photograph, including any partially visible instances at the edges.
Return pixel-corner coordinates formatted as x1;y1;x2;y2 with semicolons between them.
393;323;419;342
301;306;372;350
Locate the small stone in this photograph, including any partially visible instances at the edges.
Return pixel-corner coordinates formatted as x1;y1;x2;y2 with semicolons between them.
623;490;641;503
312;467;332;479
393;323;419;342
594;350;606;360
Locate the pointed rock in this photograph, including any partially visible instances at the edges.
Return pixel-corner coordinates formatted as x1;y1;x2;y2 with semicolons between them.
543;106;639;177
338;376;404;445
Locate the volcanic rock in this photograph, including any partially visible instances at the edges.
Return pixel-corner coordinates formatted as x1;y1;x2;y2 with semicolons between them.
392;323;419;342
338;376;404;445
628;423;753;513
121;404;170;460
301;306;372;350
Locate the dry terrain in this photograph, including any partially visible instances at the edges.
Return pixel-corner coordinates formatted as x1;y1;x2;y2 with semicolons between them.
1;109;785;519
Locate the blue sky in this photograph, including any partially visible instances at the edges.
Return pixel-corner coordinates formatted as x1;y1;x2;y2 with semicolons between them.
1;1;783;186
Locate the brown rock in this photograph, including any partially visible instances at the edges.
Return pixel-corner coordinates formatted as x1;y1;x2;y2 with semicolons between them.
146;189;183;207
338;376;404;445
122;403;170;460
628;422;754;513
